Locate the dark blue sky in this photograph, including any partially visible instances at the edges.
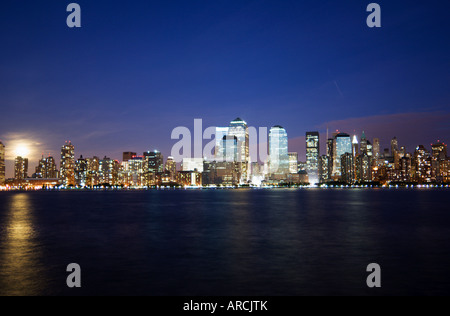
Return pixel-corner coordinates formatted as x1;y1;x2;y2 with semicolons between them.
1;0;449;176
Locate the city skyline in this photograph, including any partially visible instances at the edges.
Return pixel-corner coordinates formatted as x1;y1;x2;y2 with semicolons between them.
0;121;448;180
1;1;450;180
1;115;448;188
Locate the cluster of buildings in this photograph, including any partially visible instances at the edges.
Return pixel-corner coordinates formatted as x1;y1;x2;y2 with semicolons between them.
0;118;449;189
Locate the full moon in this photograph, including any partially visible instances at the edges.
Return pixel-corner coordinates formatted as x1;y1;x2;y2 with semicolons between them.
15;146;29;157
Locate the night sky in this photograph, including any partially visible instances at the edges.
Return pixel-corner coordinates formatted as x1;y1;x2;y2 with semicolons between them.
1;0;449;177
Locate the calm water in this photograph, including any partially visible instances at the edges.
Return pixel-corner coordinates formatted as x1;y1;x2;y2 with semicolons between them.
0;189;449;296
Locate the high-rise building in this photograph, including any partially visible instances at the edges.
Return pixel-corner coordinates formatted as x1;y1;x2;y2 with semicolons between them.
288;152;299;174
356;151;372;182
123;156;144;187
144;150;164;173
228;118;249;182
123;152;137;162
165;156;177;181
75;155;88;187
0;142;5;185
414;145;431;183
333;133;352;178
432;142;447;161
99;157;119;186
319;155;330;183
35;156;58;179
15;156;29;180
215;127;229;159
327;138;334;176
60;141;75;186
352;135;359;157
373;138;380;161
341;153;355;184
219;135;238;163
269;126;289;176
391;137;399;155
360;131;368;154
306;132;320;184
86;156;100;187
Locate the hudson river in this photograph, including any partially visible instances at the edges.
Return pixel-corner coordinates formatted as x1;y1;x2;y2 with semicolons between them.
1;189;449;296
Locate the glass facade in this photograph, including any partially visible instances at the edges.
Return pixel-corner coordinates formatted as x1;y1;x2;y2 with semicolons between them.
269;126;289;175
333;133;352;177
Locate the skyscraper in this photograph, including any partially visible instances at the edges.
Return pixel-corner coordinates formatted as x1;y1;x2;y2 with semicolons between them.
352;135;359;157
75;155;88;187
144;150;164;173
165;156;177;181
14;156;28;180
60;141;75;186
373;138;380;161
215;127;229;159
35;156;58;179
228;118;249;182
306;132;320;184
269;126;289;176
0;142;5;185
333;133;352;178
288;152;299;174
391;137;399;155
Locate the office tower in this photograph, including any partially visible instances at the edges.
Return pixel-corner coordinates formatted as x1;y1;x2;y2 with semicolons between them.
391;137;399;155
60;141;75;186
182;158;204;173
0;142;5;185
306;132;320;184
165;156;177;181
319;155;330;183
373;138;380;161
341;153;355;184
414;145;431;183
99;157;119;186
75;155;88;187
220;135;238;163
228;118;249;182
360;131;368;154
144;150;164;173
35;156;58;179
400;156;412;182
333;133;352;178
215;127;229;159
289;152;299;174
366;141;373;157
352;135;359;157
269;126;289;176
123;152;137;162
14;156;29;180
86;156;100;187
356;152;372;182
123;156;144;187
432;142;447;161
327;138;334;176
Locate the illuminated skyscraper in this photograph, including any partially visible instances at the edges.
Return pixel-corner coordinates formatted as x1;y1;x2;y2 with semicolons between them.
75;155;88;187
60;141;75;186
0;142;5;185
373;138;380;160
319;155;330;183
86;156;100;187
341;153;355;184
269;126;289;176
432;142;447;161
215;127;229;159
306;132;320;184
35;156;58;179
144;150;164;173
228;118;249;182
360;131;368;154
333;133;352;178
99;157;119;186
352;135;359;157
391;137;399;155
288;152;299;174
165;156;177;181
14;156;28;180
